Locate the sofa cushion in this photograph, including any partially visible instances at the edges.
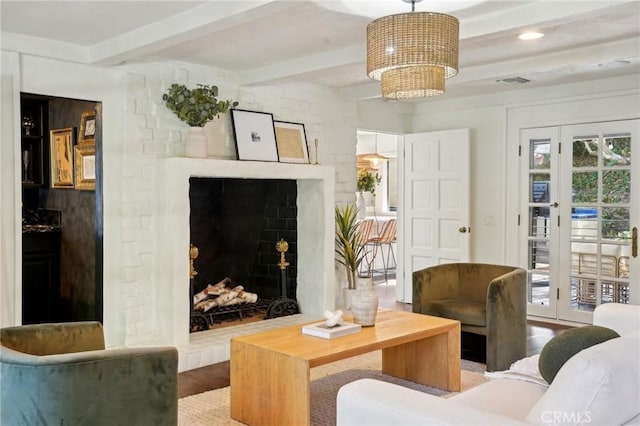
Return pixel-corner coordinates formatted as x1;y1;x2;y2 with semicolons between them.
538;325;620;383
526;335;640;426
422;300;486;326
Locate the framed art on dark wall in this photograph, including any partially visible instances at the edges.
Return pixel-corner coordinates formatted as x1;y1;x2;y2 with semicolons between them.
79;110;96;144
50;128;74;189
74;144;96;191
230;109;279;162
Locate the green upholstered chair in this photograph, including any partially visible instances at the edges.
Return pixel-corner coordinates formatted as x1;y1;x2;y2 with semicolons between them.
413;263;527;372
0;321;178;426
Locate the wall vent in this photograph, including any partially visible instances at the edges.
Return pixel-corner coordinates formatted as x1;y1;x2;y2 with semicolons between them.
496;77;531;85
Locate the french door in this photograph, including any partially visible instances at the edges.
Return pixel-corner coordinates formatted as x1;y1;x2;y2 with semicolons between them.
521;120;639;323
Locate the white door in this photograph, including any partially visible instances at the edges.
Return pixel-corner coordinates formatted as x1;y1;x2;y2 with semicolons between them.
521;120;639;323
398;129;471;303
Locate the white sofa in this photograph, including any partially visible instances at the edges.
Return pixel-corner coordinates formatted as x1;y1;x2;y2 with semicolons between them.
337;303;640;426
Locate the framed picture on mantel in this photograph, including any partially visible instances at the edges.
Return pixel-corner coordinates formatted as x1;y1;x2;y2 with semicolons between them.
230;109;279;162
274;120;309;164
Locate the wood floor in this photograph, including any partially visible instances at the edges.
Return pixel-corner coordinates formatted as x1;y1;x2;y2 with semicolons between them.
178;281;570;398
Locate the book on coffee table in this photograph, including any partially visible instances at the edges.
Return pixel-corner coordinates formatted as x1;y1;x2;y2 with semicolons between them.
301;321;361;339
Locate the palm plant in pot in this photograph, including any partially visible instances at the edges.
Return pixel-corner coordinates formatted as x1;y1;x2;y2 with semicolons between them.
162;83;238;158
335;203;378;324
335;204;367;308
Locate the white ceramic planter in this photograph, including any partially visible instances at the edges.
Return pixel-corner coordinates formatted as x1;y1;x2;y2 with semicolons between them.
351;277;378;326
184;126;208;158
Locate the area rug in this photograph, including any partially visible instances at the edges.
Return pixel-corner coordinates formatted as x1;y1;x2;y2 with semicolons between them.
178;350;487;426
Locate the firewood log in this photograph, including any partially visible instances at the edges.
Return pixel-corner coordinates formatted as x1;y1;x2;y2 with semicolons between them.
205;278;232;295
213;290;239;307
196;298;219;313
193;277;231;304
238;291;258;303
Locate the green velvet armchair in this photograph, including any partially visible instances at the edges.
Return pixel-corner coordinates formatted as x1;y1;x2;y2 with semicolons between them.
413;263;527;371
0;321;178;426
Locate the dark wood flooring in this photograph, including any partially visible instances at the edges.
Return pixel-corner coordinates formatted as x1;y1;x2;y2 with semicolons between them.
178;280;570;398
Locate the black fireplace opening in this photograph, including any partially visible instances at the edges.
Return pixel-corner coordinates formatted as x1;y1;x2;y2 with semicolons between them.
189;177;298;329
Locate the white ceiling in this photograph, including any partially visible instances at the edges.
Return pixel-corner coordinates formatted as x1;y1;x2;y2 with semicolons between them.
1;0;639;101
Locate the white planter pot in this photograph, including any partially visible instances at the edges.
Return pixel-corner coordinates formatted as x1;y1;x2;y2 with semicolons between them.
205;116;228;158
351;277;378;326
184;126;208;158
356;192;367;220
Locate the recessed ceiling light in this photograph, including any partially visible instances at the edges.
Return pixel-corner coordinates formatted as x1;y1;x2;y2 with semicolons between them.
519;32;544;40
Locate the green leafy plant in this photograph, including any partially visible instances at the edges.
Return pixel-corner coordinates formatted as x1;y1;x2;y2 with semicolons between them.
357;168;381;195
162;83;239;127
335;204;367;289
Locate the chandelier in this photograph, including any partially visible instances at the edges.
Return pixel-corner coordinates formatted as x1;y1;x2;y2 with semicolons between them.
366;0;459;100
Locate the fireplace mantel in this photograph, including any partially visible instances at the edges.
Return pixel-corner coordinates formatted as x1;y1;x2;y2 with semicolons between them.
154;158;336;347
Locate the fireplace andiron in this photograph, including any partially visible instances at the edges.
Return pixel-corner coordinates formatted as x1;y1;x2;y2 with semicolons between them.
265;238;300;319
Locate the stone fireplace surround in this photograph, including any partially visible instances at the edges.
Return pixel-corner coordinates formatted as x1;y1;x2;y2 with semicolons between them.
156;158;335;371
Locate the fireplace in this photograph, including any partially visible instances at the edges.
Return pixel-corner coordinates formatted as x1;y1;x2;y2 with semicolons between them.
155;158;336;350
189;177;300;330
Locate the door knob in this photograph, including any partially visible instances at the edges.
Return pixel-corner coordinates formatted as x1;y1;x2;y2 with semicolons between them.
458;227;467;233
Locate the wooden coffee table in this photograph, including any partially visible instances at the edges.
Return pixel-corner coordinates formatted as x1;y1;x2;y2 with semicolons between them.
230;309;461;426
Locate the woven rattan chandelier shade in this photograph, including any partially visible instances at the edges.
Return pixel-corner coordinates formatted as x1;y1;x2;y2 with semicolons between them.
366;4;459;99
381;65;445;99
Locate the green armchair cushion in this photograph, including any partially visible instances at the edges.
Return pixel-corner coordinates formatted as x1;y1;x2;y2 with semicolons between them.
0;321;105;355
538;325;620;383
420;300;486;327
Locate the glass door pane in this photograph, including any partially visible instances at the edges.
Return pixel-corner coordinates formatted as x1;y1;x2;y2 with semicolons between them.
560;121;637;323
521;128;559;319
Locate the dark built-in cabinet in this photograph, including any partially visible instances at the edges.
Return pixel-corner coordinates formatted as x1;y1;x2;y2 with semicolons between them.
20;96;49;188
22;230;61;324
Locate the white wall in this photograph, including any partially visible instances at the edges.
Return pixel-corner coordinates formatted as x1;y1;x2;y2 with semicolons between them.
0;50;21;327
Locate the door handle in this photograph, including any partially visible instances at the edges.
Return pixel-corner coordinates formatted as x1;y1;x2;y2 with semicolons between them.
633;227;638;258
458;226;468;233
549;202;559;208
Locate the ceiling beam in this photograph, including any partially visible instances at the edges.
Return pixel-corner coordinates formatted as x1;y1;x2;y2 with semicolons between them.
238;44;365;86
88;1;297;66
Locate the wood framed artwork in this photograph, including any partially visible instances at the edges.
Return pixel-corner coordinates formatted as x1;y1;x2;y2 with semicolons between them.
79;110;96;144
74;144;96;191
50;128;74;189
230;109;279;162
274;121;309;164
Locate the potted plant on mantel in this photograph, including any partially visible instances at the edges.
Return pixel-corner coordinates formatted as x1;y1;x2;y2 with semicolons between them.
162;83;239;158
